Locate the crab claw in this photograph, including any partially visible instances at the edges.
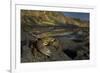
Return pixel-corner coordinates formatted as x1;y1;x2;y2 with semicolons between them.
38;47;51;56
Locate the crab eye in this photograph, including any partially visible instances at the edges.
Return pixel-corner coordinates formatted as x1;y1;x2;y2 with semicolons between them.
43;42;48;46
51;39;55;42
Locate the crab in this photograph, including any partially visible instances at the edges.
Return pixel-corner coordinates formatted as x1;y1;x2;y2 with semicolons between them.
30;36;61;57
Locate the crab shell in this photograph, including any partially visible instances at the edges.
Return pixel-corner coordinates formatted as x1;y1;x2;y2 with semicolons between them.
37;39;51;56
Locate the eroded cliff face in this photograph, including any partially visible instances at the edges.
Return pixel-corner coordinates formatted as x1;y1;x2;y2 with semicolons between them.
21;10;89;28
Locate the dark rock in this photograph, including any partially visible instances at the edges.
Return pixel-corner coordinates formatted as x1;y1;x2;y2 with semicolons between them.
63;49;77;59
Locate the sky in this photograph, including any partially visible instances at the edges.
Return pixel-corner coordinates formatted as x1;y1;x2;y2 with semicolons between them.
63;12;89;21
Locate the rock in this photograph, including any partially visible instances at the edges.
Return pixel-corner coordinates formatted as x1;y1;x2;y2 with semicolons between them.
63;49;77;59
